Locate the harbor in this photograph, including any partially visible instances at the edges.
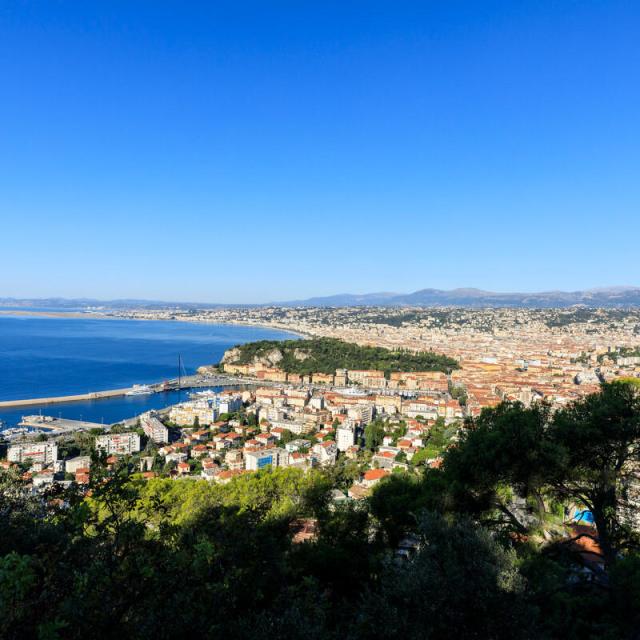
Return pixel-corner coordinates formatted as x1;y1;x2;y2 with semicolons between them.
0;374;247;410
18;415;107;432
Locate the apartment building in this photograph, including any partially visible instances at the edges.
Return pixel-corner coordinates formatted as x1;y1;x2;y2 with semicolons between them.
140;412;169;443
244;447;289;471
95;432;141;455
8;441;58;464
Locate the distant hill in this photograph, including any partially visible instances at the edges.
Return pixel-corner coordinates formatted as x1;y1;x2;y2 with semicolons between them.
3;286;640;309
277;286;640;308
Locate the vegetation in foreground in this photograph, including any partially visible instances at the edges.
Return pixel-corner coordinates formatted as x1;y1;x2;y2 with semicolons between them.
1;383;640;639
223;336;459;376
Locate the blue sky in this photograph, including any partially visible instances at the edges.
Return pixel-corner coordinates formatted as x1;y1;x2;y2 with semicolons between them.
1;1;639;303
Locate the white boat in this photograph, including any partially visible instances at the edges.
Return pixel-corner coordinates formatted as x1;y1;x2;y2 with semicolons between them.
1;426;32;439
126;384;155;396
189;389;216;398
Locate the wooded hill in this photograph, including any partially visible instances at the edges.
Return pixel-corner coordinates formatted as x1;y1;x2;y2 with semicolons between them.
222;337;458;376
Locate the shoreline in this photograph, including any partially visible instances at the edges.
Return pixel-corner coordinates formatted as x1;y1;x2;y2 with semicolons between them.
0;308;311;339
0;314;304;412
0;309;111;320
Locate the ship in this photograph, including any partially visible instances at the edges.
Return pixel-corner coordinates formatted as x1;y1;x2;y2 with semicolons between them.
125;384;155;396
189;389;216;398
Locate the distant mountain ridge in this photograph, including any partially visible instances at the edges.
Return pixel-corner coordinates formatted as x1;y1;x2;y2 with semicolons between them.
2;286;640;309
278;286;640;308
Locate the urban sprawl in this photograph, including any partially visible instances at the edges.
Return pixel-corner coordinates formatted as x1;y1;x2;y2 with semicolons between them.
4;306;640;499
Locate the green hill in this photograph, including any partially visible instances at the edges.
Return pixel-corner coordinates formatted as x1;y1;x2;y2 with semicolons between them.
222;337;458;376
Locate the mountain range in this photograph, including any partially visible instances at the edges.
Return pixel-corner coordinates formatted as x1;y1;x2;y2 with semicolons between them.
277;287;640;308
2;287;640;309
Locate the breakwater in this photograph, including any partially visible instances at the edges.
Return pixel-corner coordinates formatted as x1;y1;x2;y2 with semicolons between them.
0;386;135;409
0;374;255;410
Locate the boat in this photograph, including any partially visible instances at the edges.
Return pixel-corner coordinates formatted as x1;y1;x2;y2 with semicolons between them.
1;426;32;440
189;389;216;398
126;384;155;396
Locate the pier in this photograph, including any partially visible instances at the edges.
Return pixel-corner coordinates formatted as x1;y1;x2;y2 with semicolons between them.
18;415;107;433
0;374;256;410
0;387;135;409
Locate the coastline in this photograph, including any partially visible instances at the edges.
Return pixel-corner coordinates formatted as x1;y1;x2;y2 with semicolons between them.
0;308;311;339
0;313;304;415
0;309;110;320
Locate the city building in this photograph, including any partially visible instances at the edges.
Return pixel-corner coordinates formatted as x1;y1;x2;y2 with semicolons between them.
140;412;169;443
95;432;141;455
244;447;289;471
8;441;58;465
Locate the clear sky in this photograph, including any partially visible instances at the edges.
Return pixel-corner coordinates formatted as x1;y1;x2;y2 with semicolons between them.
1;1;639;303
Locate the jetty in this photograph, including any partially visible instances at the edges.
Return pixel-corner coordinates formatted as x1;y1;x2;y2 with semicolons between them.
18;415;106;432
0;387;135;409
0;374;254;410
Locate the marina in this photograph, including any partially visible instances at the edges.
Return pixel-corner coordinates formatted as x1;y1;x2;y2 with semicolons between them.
0;374;252;410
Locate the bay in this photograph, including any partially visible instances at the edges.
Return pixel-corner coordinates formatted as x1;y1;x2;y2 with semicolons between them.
0;315;297;426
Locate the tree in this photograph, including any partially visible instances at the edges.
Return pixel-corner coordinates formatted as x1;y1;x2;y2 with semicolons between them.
193;415;200;429
548;382;640;565
355;513;536;640
440;402;559;534
364;419;385;451
369;472;423;545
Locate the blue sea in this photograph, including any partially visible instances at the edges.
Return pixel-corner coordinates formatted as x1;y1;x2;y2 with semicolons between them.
0;315;297;426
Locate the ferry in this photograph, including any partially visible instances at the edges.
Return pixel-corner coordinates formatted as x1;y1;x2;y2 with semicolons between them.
126;384;155;396
189;389;217;399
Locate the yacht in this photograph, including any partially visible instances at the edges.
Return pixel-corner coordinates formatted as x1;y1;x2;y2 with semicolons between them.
126;384;155;396
189;389;216;398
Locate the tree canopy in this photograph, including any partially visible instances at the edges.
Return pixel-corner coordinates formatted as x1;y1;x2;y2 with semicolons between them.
224;337;459;376
1;384;640;639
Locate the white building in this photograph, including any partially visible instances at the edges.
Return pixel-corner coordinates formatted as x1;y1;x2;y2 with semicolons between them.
285;439;311;453
309;396;325;410
336;426;356;452
140;412;169;443
168;393;243;426
347;404;374;425
8;441;58;464
95;432;141;455
216;393;243;415
312;441;338;466
169;401;217;426
244;448;289;471
65;455;91;474
269;419;313;435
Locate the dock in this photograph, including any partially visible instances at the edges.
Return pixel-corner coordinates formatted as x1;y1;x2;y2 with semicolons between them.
18;415;107;433
0;387;136;409
0;374;255;410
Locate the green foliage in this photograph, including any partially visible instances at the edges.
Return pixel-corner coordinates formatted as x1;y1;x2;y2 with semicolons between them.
227;337;458;376
408;447;430;467
441;402;558;533
449;383;468;405
548;382;640;563
364;418;385;451
613;376;640;388
0;552;38;637
279;428;296;444
355;513;536;640
1;385;640;638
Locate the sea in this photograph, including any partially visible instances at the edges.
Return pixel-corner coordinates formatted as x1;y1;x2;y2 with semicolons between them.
0;313;297;427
